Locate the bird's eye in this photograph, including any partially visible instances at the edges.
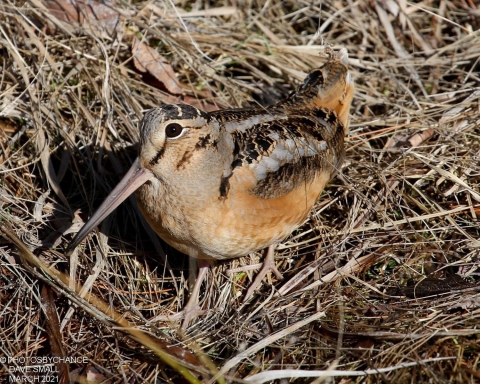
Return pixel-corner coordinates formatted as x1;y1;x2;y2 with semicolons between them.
165;123;184;138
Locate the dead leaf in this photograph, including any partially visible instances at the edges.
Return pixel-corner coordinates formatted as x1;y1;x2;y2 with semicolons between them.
45;0;120;36
132;38;183;95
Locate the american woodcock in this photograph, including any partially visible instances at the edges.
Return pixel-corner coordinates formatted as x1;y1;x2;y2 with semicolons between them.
67;48;354;328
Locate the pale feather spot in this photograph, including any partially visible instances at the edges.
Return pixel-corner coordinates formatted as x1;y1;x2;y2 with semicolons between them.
269;143;287;162
296;147;305;157
284;139;296;152
285;152;294;162
318;141;328;151
260;157;280;172
252;163;268;180
305;144;318;157
315;117;332;135
224;114;287;133
268;131;280;141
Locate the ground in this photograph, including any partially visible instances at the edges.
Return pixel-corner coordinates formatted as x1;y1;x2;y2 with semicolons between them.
0;0;479;383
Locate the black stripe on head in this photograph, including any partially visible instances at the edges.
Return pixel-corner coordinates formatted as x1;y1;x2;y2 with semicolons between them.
160;104;182;118
174;104;210;122
149;146;166;166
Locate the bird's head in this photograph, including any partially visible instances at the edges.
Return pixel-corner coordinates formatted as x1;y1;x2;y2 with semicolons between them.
66;104;220;254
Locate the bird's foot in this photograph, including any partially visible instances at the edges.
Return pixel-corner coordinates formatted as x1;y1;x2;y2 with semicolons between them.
151;262;210;329
154;301;207;330
239;244;283;302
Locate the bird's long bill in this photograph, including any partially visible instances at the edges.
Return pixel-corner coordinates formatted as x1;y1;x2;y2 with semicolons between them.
66;157;153;255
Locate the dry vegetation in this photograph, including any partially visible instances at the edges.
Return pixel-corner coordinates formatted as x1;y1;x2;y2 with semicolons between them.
1;0;480;383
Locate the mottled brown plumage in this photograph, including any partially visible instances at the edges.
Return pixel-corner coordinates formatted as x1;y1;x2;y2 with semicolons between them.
67;48;355;328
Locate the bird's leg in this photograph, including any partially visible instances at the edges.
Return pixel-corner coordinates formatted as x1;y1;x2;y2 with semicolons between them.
242;244;283;302
152;259;209;329
181;259;210;329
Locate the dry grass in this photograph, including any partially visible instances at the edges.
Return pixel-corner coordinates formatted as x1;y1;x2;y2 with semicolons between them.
1;0;480;383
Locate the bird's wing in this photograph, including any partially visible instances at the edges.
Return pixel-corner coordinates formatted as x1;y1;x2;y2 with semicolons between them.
217;107;345;199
